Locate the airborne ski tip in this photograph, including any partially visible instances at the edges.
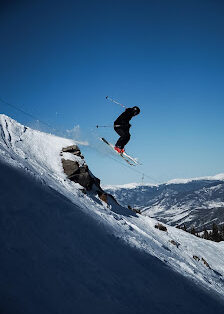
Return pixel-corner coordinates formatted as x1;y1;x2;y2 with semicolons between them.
100;137;109;145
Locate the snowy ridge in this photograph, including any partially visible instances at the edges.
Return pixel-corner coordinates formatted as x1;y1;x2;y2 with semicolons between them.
1;114;224;312
0;114;74;172
167;173;224;184
104;173;224;190
103;182;157;190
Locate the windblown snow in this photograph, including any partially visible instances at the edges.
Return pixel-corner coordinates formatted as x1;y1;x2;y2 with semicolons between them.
0;114;224;314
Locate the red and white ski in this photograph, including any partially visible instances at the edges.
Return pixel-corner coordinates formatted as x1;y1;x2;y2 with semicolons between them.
100;137;140;166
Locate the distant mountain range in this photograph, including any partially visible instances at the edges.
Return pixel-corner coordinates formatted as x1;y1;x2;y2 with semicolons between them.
105;176;224;231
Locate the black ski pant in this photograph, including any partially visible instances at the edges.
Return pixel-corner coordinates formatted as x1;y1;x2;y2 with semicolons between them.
114;125;131;149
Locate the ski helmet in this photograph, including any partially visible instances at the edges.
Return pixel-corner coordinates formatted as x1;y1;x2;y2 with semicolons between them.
132;106;140;116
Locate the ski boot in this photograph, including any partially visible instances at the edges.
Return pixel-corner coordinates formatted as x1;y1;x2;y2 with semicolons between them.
114;146;125;154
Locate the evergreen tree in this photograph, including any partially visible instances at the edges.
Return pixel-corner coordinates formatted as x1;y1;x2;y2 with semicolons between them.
203;229;209;240
220;225;224;241
183;224;187;232
211;223;220;242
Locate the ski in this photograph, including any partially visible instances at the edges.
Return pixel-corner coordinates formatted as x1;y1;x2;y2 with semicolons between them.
101;137;134;165
122;150;141;165
100;137;139;166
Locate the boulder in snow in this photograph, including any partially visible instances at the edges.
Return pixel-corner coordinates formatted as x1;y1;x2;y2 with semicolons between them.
61;146;101;191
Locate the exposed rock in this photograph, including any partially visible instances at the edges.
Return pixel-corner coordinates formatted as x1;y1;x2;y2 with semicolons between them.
92;175;101;187
201;257;211;269
193;255;200;261
128;205;141;214
155;223;167;232
79;165;89;173
62;145;84;158
169;240;180;248
62;159;79;178
62;145;79;153
61;145;101;191
107;193;119;204
70;172;94;190
98;191;108;204
193;256;211;269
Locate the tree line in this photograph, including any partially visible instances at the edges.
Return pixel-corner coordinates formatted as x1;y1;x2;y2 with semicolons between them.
177;223;224;242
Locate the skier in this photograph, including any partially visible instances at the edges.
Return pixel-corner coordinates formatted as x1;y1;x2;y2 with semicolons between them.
114;106;140;154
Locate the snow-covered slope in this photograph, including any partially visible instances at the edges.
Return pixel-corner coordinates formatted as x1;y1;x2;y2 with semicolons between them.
1;114;224;314
105;178;224;231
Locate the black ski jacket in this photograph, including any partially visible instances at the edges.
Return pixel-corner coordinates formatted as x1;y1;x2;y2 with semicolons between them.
114;108;136;127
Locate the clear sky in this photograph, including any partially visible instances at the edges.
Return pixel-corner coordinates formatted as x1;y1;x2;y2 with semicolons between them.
0;0;224;185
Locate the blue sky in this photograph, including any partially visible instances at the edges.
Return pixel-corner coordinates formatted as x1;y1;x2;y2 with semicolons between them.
0;0;224;185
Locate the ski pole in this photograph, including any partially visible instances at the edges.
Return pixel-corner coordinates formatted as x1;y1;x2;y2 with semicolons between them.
96;124;121;128
106;96;127;109
96;125;112;128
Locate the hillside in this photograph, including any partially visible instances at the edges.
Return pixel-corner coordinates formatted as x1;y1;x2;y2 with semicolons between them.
105;178;224;231
0;114;224;314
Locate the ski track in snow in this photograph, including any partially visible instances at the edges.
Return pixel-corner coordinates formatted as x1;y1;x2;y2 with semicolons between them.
1;114;224;302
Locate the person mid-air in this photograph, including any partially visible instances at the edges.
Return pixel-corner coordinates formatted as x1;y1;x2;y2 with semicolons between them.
114;106;140;154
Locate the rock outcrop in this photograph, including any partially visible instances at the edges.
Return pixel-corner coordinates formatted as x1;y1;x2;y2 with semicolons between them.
61;145;121;206
61;145;101;191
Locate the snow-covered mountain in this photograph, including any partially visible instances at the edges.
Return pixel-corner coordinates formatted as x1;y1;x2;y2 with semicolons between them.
105;177;224;231
1;114;224;314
